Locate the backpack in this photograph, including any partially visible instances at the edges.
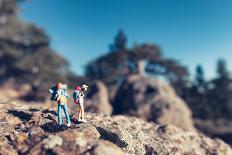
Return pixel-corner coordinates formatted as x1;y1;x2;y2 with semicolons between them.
57;89;68;104
73;90;79;100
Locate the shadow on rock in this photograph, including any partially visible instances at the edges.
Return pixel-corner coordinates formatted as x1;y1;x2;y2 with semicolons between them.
40;121;61;133
96;127;128;148
7;110;32;121
42;109;57;116
29;108;40;112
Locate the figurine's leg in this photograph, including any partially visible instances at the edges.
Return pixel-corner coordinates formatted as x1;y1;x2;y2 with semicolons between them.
81;104;85;119
57;104;62;126
63;104;71;126
78;104;82;121
80;102;86;122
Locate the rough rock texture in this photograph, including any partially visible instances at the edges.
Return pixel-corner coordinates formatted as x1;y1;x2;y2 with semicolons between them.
84;81;113;115
113;75;196;131
0;102;231;155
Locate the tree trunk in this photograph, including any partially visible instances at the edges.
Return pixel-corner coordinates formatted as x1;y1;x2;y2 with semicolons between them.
137;60;145;76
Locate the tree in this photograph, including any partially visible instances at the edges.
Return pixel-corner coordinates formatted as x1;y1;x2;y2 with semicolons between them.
109;30;127;52
208;59;232;119
217;59;229;78
86;31;189;99
183;65;211;119
0;0;81;101
195;65;205;86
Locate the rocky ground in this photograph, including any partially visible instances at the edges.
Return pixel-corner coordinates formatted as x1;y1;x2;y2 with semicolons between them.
0;102;231;155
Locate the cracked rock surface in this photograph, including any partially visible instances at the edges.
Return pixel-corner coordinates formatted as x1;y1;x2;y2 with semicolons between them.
0;102;231;155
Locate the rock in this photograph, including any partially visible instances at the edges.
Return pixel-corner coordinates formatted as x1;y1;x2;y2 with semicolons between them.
113;74;195;131
0;103;231;155
84;81;113;115
90;140;125;155
43;135;63;149
90;115;232;155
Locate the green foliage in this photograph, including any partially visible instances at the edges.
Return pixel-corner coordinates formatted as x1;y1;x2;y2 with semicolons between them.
109;29;127;52
217;59;229;78
184;60;232;120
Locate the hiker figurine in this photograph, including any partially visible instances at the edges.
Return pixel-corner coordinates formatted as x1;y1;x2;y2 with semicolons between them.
73;84;88;122
48;83;67;110
49;82;71;127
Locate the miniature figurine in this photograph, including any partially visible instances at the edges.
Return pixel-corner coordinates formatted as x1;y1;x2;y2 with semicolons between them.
50;82;71;127
73;84;88;122
48;83;68;110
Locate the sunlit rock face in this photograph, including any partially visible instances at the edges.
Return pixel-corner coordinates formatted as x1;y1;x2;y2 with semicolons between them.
84;81;113;115
113;74;196;131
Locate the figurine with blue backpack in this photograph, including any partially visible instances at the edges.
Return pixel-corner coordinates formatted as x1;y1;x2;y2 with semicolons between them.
49;82;71;127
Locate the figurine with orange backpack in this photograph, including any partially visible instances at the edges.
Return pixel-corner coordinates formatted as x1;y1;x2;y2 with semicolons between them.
73;84;88;122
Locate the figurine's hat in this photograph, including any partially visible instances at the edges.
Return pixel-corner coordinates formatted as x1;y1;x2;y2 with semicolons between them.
82;84;88;89
75;86;81;91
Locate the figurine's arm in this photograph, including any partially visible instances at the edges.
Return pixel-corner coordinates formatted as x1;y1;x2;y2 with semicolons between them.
79;91;85;97
54;93;59;99
56;95;61;102
65;91;70;99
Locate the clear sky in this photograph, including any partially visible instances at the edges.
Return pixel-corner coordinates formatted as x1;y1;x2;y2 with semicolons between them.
19;0;232;79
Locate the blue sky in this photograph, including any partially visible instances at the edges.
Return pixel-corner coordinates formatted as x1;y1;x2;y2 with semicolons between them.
19;0;232;78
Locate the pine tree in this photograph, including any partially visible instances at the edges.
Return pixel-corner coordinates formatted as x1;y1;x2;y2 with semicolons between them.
109;29;127;52
208;59;232;119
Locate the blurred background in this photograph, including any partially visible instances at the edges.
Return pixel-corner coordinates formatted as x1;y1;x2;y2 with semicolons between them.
1;0;232;146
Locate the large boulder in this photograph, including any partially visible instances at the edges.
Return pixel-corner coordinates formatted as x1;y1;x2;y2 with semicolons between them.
113;74;195;131
84;81;113;115
0;103;231;155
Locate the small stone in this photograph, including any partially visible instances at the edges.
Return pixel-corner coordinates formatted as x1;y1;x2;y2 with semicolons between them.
43;135;63;149
75;137;87;147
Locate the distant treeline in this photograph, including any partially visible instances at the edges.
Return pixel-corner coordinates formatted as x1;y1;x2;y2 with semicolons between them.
86;30;232;120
